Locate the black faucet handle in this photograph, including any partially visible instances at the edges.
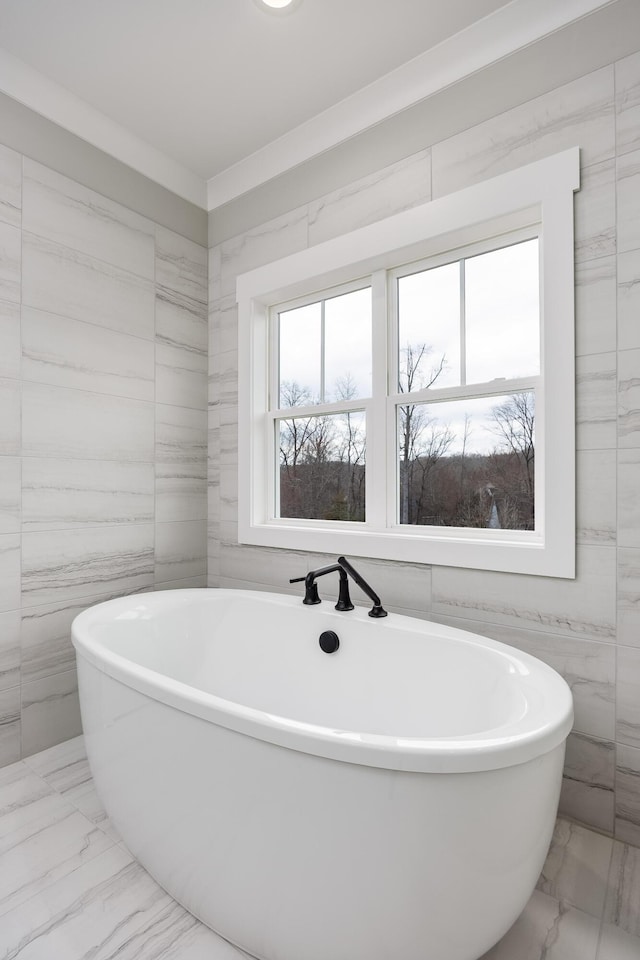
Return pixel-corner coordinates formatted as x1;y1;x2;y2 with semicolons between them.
289;573;321;605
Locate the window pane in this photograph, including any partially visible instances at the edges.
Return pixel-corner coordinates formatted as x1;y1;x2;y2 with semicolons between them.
465;239;539;383
324;287;372;401
279;301;321;407
278;411;366;521
397;391;534;530
397;262;460;391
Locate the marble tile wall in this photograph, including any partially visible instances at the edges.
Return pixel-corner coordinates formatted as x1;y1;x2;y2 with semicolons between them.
0;152;208;765
208;51;640;840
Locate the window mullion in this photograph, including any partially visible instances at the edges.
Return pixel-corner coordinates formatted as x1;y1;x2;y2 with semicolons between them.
366;269;388;529
460;259;466;386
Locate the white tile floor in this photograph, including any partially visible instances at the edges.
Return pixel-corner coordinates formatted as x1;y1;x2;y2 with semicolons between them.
1;736;639;960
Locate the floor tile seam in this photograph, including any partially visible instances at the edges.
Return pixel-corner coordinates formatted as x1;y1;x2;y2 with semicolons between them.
21;760;93;800
0;763;58;813
18;753;112;832
0;840;132;936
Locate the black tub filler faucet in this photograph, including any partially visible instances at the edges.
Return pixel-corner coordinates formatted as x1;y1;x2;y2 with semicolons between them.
290;556;387;618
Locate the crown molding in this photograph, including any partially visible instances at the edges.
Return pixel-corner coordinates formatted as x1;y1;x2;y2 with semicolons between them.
206;0;614;210
0;48;207;208
0;0;614;212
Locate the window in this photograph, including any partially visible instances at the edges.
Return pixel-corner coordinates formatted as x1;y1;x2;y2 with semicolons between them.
237;149;579;577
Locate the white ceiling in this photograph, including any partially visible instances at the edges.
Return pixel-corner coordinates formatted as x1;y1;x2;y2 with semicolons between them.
0;0;616;209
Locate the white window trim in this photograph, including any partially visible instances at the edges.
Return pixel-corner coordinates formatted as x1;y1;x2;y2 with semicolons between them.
237;148;580;578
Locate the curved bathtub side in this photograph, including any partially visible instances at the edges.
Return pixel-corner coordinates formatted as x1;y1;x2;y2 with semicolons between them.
78;653;565;960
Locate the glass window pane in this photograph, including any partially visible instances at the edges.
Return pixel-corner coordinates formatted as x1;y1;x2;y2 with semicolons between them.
279;301;321;407
324;287;372;401
465;239;539;383
397;262;461;392
278;411;366;521
397;391;534;530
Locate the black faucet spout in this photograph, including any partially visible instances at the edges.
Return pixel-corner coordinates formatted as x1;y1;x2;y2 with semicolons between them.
290;564;354;611
337;556;388;618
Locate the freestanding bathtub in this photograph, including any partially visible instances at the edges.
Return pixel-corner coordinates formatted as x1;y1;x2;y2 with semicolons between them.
72;588;573;960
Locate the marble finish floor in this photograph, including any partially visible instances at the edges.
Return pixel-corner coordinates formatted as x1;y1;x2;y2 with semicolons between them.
0;737;639;960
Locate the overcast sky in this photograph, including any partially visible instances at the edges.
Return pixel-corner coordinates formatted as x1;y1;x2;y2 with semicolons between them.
277;238;539;456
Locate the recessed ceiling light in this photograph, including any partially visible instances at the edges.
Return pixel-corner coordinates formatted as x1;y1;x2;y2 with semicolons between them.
254;0;301;12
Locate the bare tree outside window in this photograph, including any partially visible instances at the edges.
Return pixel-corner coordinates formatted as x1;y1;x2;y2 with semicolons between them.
278;380;366;522
398;344;453;524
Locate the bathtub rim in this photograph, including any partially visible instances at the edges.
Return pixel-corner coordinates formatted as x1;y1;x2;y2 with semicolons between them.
72;588;574;775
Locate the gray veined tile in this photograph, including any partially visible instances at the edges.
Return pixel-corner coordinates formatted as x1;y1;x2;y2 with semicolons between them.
0;842;248;960
618;451;640;549
574;158;616;263
575;255;616;358
618;248;640;352
21;669;82;757
0;685;20;767
308;149;431;246
220;206;308;298
617;646;640;749
0;533;20;615
219;462;239;523
559;775;615;836
479;889;600;960
20;594;111;683
22;231;155;340
155;520;207;584
0;298;21;379
155;225;207;304
22;381;155;462
209;295;238;356
616;50;640;157
22;458;155;531
561;732;615;813
615;743;640;848
616;149;640;255
0;142;21;228
22;734;120;840
603;840;640;938
155;576;207;592
0;760;54;818
156;438;207;522
576;352;617;451
536;817;613;918
22;733;88;791
22;523;155;607
0;783;113;918
618;348;640;448
209;244;222;303
0;609;20;691
210;349;238;413
0;220;21;304
23;158;155;279
432;66;615;198
156;341;208;411
219;541;308;591
618;548;640;649
156;404;208;464
156;286;208;353
0;376;20;456
21;307;155;400
597;923;640;960
0;456;20;534
431;545;616;643
577;449;616;546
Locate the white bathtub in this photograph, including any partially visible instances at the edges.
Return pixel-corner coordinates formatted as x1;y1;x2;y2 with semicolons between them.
72;588;573;960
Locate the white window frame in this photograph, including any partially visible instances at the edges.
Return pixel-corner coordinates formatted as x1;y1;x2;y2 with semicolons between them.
237;148;579;578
